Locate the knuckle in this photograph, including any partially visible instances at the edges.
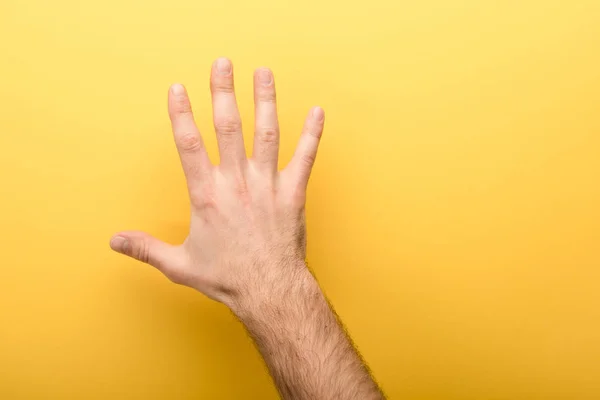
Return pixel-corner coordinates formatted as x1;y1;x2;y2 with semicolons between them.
258;90;276;103
190;182;218;212
211;79;235;93
178;132;202;153
159;255;189;285
134;240;150;264
173;97;192;114
167;270;186;285
257;128;279;144
307;128;323;139
300;152;316;167
191;193;217;212
215;117;242;136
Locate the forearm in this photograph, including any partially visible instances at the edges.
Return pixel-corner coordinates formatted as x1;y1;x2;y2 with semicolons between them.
227;262;385;400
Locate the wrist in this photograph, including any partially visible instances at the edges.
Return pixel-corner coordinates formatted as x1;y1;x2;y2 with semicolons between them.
224;260;317;320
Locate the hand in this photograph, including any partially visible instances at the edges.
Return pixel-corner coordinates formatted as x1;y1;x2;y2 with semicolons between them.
110;57;325;307
111;58;384;399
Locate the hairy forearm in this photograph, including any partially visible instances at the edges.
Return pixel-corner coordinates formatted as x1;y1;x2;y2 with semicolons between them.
227;263;385;400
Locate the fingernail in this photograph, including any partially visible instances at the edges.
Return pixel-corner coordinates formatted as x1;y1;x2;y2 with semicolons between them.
110;236;129;254
257;68;272;86
215;58;232;75
171;83;185;95
312;106;324;121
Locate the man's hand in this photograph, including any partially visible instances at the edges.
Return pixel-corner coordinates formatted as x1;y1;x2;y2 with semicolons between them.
110;58;385;399
110;57;319;305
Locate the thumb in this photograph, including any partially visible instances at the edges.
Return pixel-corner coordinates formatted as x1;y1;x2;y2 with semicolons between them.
109;231;184;272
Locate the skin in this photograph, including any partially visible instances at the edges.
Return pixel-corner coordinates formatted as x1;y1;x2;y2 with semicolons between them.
110;57;385;400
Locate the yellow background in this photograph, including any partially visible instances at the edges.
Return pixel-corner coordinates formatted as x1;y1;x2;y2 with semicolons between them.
1;0;599;398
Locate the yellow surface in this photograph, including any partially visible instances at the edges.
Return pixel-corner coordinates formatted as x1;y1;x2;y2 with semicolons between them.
1;0;599;398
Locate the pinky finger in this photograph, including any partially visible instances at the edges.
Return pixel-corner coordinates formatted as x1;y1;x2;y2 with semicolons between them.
287;106;325;189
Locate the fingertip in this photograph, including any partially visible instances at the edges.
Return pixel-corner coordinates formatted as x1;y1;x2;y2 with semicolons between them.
170;83;186;96
109;235;129;254
213;57;233;76
169;84;193;116
311;106;325;122
255;67;273;87
210;58;235;94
